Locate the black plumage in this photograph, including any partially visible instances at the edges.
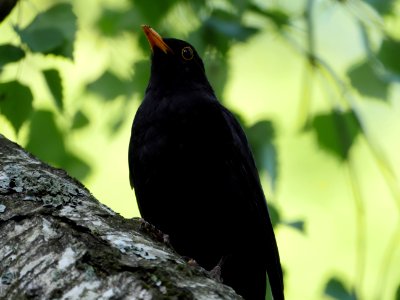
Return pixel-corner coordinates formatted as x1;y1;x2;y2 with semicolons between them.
129;25;284;300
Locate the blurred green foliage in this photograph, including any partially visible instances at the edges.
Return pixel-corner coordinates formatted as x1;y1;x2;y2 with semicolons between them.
325;277;357;300
0;80;32;132
1;0;400;299
310;110;360;160
14;3;76;57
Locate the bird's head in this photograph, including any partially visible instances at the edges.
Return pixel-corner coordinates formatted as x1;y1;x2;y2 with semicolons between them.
142;25;212;93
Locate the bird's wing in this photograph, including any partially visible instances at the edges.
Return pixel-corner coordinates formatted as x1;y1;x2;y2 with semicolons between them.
220;105;284;300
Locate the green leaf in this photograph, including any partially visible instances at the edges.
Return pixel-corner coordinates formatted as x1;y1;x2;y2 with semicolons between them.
207;10;258;40
324;277;356;300
246;120;278;192
202;10;258;54
0;44;25;67
71;110;89;130
265;273;273;300
62;152;91;180
15;3;76;58
347;60;388;100
88;71;133;100
284;220;305;233
16;27;65;53
43;69;63;111
109;113;125;134
267;203;280;228
364;0;396;15
232;0;250;15
132;0;177;26
26;110;66;165
97;8;140;36
395;283;400;300
310;110;361;161
26;110;90;180
204;53;228;100
0;80;33;133
131;59;150;100
377;39;400;76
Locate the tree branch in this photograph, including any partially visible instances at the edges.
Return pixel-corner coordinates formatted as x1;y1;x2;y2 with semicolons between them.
0;134;241;299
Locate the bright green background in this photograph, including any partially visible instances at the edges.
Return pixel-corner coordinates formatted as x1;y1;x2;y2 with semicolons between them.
1;0;400;299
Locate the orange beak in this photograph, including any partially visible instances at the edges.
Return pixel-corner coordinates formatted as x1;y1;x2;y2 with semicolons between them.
141;25;172;54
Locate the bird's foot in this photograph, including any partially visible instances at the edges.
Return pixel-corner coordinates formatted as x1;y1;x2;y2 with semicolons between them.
209;256;226;283
187;258;198;267
138;218;171;246
209;265;222;282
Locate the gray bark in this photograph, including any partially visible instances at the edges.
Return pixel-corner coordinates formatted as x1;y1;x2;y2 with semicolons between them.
0;134;241;300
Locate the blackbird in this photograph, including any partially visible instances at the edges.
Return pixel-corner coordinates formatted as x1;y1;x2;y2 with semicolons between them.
129;25;284;300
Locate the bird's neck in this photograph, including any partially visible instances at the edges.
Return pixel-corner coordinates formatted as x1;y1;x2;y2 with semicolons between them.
146;76;215;97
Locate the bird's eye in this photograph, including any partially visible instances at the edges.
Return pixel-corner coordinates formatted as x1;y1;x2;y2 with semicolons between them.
181;46;194;61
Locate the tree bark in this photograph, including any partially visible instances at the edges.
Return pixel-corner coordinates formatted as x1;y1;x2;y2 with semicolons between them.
0;134;242;300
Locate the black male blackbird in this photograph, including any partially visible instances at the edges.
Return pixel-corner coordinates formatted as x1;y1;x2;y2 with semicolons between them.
129;25;284;300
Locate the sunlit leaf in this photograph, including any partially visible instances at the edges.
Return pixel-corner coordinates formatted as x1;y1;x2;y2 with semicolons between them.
310;110;361;161
246;120;278;192
324;277;356;300
347;60;388;100
0;44;25;67
0;80;33;133
71;110;89;130
15;3;76;58
377;39;400;76
87;71;133;100
43;69;63;111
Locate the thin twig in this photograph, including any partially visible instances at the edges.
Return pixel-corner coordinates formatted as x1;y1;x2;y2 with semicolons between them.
346;158;366;295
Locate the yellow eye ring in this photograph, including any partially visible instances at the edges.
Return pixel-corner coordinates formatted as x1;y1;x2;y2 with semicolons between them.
181;46;194;60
